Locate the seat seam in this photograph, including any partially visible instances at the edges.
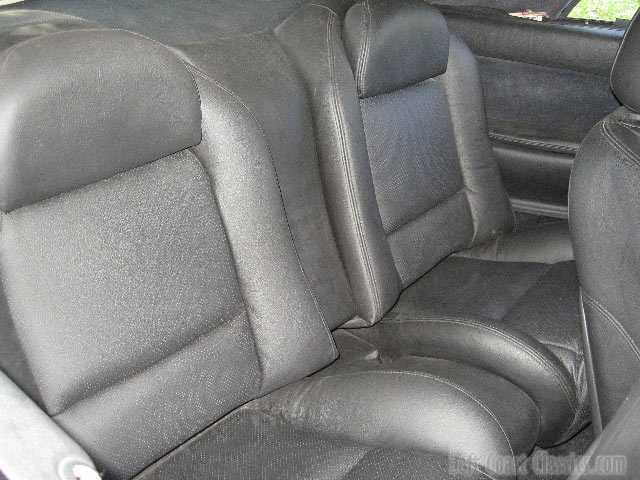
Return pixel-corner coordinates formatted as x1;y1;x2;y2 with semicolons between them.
601;118;640;168
488;132;579;154
185;148;267;393
307;3;339;16
386;188;465;236
327;12;382;319
383;315;578;412
541;341;582;358
356;0;372;97
186;66;337;358
501;262;554;320
246;406;376;479
582;293;640;363
53;309;248;417
316;370;515;460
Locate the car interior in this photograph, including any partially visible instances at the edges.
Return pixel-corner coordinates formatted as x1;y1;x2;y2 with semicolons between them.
0;0;639;479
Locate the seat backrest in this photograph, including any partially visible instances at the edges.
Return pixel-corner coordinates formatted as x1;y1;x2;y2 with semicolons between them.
276;0;514;326
0;29;337;479
569;10;640;431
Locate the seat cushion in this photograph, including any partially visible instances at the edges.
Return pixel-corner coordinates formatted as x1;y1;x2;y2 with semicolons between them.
136;329;535;479
134;407;496;480
347;223;589;446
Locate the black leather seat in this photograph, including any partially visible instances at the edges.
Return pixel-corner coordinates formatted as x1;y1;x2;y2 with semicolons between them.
275;0;588;445
570;9;640;432
0;25;538;480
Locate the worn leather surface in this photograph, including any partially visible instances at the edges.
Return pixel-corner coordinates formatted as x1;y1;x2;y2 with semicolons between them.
611;10;640;113
360;254;588;444
437;34;515;246
258;355;538;468
455;220;573;264
570;106;640;428
188;51;339;392
134;406;496;480
178;31;357;332
0;29;202;212
0;29;338;479
0;9;96;51
276;5;402;325
277;0;588;447
342;0;449;98
0;3;601;478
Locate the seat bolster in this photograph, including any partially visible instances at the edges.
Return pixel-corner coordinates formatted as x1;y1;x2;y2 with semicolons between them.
454;220;573;264
275;5;401;325
437;34;515;245
255;360;538;475
189;70;338;394
350;315;579;446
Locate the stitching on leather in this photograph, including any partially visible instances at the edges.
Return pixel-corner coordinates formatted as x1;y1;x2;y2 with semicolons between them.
185;148;267;390
321;370;516;461
583;293;640;363
501;262;553;320
467;465;499;480
383;315;578;412
187;66;337;358
307;3;339;16
246;406;376;477
53;309;249;417
488;132;579;154
0;27;109;77
327;13;382;319
541;341;582;358
386;188;465;236
356;0;372;97
618;120;640;133
601;119;640;168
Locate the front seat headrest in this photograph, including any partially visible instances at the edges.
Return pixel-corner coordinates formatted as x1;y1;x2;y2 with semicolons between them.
611;9;640;113
0;29;201;212
342;0;450;98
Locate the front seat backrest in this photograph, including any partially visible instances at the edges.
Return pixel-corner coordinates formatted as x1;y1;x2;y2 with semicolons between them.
569;9;640;431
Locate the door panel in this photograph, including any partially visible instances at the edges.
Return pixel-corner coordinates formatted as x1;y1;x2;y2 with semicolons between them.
440;6;624;218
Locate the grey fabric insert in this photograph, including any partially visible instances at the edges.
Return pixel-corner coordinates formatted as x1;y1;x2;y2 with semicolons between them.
0;150;246;415
360;80;465;236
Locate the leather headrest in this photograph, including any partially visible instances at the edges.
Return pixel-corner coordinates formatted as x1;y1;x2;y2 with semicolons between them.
0;29;201;212
342;0;449;98
611;9;640;112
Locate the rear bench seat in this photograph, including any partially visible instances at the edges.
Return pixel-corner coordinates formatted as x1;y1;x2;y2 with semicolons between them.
0;25;539;480
274;0;589;446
